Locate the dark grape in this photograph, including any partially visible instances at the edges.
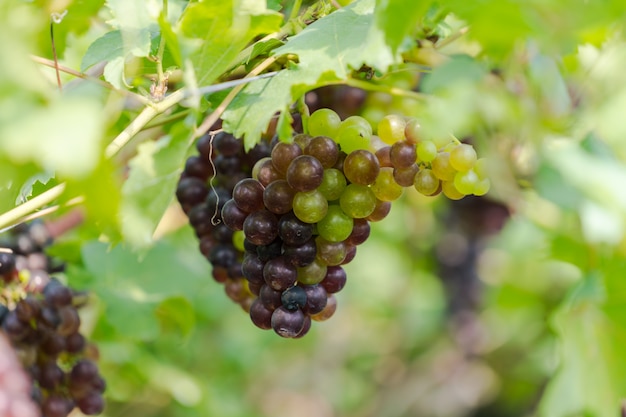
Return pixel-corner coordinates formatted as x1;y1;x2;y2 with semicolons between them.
256;238;283;262
390;140;417;168
304;136;339;168
249;298;273;330
341;244;357;265
43;280;72;307
263;180;296;214
184;155;213;180
271;142;303;174
208;245;238;268
233;179;265;213
76;392;105;415
393;164;419;187
283;238;317;267
294;315;312;338
243;210;279;246
347;218;370;246
375;146;393;167
242;252;266;285
278;212;314;246
214;132;243;156
320;266;347;293
271;306;305;338
281;285;307;311
253;157;282;187
221;199;248;231
286;155;324;192
176;177;208;209
365;199;392;222
214;154;242;175
301;284;327;315
0;251;16;276
263;256;298;291
259;285;283;310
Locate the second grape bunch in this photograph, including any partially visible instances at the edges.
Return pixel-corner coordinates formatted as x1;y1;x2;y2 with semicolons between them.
221;108;489;338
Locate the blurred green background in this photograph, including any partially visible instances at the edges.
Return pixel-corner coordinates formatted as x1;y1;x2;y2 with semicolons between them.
1;0;626;416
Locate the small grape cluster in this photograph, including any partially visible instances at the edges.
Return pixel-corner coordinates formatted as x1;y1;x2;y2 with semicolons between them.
175;131;272;311
0;223;105;417
376;114;490;199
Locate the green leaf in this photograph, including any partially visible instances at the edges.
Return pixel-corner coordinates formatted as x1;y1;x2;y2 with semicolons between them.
540;273;626;417
156;296;196;337
120;123;192;248
375;0;432;52
180;1;282;86
247;38;285;64
223;0;398;148
81;30;125;71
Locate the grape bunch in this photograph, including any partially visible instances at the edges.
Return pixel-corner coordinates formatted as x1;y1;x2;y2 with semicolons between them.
179;109;488;339
176;131;272;311
0;222;105;417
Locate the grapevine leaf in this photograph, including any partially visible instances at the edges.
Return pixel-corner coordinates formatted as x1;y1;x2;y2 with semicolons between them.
81;30;125;71
222;0;398;149
179;1;282;86
539;272;626;417
156;296;196;337
375;0;432;52
120;123;192;248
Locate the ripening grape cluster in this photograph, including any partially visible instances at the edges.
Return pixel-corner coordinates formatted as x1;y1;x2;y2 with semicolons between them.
177;108;488;339
0;222;105;417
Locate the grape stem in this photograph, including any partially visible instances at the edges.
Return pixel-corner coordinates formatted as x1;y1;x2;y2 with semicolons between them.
153;0;169;100
0;184;66;233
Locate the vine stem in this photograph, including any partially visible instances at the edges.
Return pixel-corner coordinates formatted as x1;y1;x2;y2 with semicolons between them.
195;56;278;139
0;184;66;232
435;27;469;49
289;0;303;21
155;0;169;90
341;78;427;101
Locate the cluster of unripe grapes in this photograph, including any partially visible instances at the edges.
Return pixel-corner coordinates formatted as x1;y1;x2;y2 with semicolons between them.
177;108;488;339
0;223;105;417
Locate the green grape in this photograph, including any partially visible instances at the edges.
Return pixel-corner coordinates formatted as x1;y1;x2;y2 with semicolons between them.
474;158;488;179
453;170;478;194
449;144;477;172
342;115;372;132
318;168;347;201
442;180;465;200
371;167;403;201
377;115;406;144
339;184;377;219
414;168;440;196
315;236;347;266
431;152;457;181
336;124;372;154
308;108;341;138
473;178;491;196
293;190;328;223
297;259;328;285
232;230;245;252
416;141;437;163
317;205;354;242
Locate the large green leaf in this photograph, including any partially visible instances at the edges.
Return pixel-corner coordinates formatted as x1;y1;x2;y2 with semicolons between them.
222;0;398;149
540;272;626;417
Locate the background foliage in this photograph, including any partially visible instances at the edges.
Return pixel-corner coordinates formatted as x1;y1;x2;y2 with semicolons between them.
1;0;626;416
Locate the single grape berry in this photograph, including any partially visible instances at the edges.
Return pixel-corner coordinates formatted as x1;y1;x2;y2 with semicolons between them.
281;286;307;311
